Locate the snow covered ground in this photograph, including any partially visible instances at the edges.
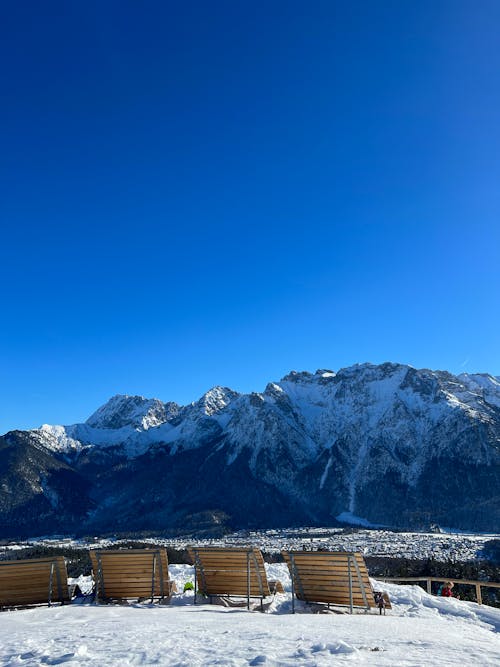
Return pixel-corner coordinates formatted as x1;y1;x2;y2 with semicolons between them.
1;564;499;666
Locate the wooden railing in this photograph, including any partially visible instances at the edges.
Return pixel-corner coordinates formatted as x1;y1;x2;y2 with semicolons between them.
378;576;500;605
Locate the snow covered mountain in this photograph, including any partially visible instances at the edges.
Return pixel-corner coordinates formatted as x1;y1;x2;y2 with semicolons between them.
1;363;499;537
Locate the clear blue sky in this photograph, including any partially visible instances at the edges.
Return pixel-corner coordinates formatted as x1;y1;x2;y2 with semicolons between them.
1;1;499;433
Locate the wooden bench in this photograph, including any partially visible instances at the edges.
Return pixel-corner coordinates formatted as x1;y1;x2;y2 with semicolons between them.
0;556;70;609
90;548;176;603
187;546;284;611
282;550;389;614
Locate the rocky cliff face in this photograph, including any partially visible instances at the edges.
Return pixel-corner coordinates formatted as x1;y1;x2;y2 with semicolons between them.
1;363;499;537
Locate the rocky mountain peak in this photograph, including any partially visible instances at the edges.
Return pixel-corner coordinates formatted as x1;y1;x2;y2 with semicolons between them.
280;370;314;384
264;382;284;396
195;386;240;416
85;394;177;430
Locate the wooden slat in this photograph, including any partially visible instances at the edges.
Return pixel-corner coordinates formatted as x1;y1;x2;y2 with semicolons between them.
282;550;377;611
0;557;64;566
90;548;173;603
298;585;369;595
284;570;371;580
188;546;284;603
0;557;69;608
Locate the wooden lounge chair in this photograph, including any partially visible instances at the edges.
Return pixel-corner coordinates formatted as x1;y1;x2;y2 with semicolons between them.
90;548;176;603
187;546;284;611
0;556;70;609
282;550;388;614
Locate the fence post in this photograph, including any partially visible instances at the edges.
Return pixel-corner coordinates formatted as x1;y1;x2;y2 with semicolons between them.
475;584;482;605
426;579;432;595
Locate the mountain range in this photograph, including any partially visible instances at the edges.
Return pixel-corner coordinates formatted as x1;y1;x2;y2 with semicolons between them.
1;362;499;538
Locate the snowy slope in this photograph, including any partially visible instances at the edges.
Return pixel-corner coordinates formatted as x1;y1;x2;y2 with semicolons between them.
0;565;499;666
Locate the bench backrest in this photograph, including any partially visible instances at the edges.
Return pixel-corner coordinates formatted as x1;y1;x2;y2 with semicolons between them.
0;556;69;608
282;550;376;610
187;546;272;598
90;548;171;601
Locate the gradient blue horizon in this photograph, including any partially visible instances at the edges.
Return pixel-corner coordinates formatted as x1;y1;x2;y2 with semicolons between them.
1;1;499;433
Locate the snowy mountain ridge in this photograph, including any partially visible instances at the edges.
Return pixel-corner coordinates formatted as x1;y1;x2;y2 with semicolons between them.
1;362;499;536
32;362;500;463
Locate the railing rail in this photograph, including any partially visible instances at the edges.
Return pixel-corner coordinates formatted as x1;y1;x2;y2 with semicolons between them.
378;576;500;605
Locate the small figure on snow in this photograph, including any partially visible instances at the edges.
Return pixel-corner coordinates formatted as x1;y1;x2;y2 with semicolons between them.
373;591;387;614
438;581;459;598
